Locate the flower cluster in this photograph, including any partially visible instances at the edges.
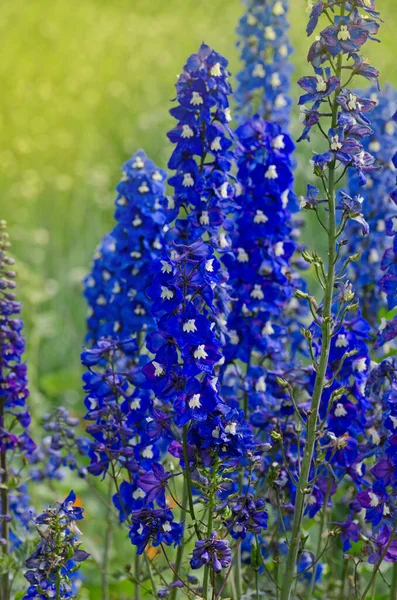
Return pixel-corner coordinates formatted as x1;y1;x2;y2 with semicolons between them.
30;407;89;481
23;491;89;599
345;85;397;327
0;221;36;560
166;42;236;248
83;150;168;343
235;0;293;128
221;114;302;399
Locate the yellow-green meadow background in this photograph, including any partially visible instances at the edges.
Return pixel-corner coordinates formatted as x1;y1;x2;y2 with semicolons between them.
1;1;397;596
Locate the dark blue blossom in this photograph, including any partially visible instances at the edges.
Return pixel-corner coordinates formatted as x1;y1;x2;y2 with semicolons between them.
190;532;232;572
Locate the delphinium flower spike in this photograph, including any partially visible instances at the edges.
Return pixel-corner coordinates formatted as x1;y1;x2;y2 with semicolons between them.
83;150;168;344
278;2;381;599
23;491;89;599
235;0;293;128
345;85;397;329
0;220;36;598
132;45;267;600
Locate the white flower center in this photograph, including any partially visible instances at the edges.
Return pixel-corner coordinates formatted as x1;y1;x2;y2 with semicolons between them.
200;211;209;225
138;182;149;194
183;319;197;333
336;334;348;348
265;165;278;179
251;284;264;300
211;136;222;151
181;124;194;138
270;73;281;88
205;259;214;272
331;135;342;151
210;62;222;77
161;261;172;274
274;241;284;257
334;403;348;418
265;26;276;40
368;492;380;507
142;445;154;459
348;93;358;110
353;358;366;372
225;422;237;435
253;64;265;78
237;247;249;263
194;345;208;360
275;94;287;108
183;173;194;187
272;135;285;150
153;361;164;377
130;398;141;410
315;75;327;92
262;321;274;335
337;25;350;41
255;376;267;392
161;286;174;300
189;393;201;409
132;214;143;227
254;210;268;224
132;156;145;169
133;488;146;500
191;91;203;106
273;1;285;15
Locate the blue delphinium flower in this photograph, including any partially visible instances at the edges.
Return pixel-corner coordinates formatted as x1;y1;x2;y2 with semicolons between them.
166;43;236;248
83;150;168;343
190;532;232;572
345;85;397;327
235;0;293;128
23;491;89;599
0;221;36;563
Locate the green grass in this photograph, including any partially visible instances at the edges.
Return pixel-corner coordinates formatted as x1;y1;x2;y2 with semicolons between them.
1;0;397;597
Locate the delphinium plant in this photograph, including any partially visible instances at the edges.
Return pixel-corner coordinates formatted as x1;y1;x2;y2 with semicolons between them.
345;84;397;329
23;491;89;599
275;1;391;599
0;221;37;599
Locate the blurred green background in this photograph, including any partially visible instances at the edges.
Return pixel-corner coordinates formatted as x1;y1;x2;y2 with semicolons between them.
1;0;397;597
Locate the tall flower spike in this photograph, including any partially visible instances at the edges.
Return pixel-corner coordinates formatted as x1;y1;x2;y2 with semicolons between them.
345;85;397;329
221;115;303;405
0;220;36;590
235;0;293;128
83;150;168;344
279;2;381;599
166;42;236;249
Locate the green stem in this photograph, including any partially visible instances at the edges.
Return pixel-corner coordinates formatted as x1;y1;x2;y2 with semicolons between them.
340;558;348;599
390;563;397;600
203;463;217;599
280;24;344;600
360;521;397;600
134;552;141;600
182;425;201;540
144;554;158;600
170;477;188;600
56;571;61;600
102;479;113;600
307;477;332;599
